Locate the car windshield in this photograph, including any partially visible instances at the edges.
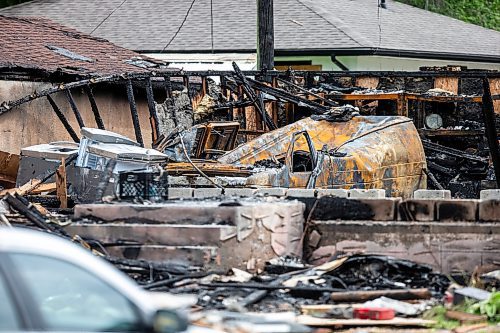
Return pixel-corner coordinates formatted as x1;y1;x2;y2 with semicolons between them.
10;253;142;332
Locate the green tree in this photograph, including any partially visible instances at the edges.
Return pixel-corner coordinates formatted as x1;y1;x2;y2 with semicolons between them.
0;0;31;8
396;0;500;31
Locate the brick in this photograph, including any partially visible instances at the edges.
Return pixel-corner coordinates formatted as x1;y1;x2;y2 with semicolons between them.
224;188;256;197
414;189;451;200
168;187;193;199
480;189;500;200
349;189;386;199
479;200;500;222
316;189;348;198
286;188;316;198
398;199;435;221
193;188;222;199
255;188;287;197
436;200;478;222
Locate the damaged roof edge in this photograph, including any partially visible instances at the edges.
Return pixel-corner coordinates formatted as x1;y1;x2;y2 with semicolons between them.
137;48;500;63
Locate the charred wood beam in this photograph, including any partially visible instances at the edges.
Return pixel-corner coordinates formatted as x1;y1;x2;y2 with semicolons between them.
481;78;500;188
244;76;330;114
84;85;105;130
145;78;160;143
164;76;172;98
232;62;277;130
422;139;488;164
277;78;338;107
4;193;56;233
65;89;85;128
125;79;144;147
1;70;499;116
46;95;80;143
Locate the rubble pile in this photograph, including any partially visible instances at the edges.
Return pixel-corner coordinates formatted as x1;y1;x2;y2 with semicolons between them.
0;66;499;332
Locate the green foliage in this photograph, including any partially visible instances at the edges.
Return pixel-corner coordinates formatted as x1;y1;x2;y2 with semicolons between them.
396;0;500;31
425;292;500;329
0;0;31;8
467;291;500;322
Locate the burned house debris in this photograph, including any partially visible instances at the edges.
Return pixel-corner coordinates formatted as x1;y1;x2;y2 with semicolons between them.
0;15;499;333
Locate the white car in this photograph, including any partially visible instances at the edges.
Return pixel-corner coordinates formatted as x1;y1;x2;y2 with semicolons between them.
0;227;189;332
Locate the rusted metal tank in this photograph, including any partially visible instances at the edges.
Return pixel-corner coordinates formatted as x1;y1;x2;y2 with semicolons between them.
219;116;426;198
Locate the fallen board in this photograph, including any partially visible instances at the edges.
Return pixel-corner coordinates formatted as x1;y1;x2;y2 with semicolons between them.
296;315;435;327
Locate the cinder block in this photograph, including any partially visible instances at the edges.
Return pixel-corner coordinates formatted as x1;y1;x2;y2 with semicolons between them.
398;199;435;221
436;200;478;222
316;189;348;198
479;200;500;222
193;188;222;199
224;188;256;197
349;189;386;199
255;188;287;197
286;188;316;198
480;189;500;201
168;187;193;199
414;189;451;200
311;197;398;221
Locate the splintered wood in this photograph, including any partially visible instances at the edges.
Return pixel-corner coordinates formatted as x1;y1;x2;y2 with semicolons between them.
56;158;67;209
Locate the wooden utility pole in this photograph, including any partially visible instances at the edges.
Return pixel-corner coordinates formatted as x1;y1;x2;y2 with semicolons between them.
257;0;274;74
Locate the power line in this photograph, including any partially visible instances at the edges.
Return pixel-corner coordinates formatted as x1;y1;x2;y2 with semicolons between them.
162;0;197;52
90;0;128;35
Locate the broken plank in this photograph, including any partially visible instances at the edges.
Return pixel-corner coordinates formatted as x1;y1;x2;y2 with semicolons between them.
56;158;67;209
330;288;431;302
445;310;487;324
29;182;57;195
296;315;435;327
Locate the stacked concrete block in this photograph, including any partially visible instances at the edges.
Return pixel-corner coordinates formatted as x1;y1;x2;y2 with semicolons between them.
348;189;386;199
480;189;500;200
414;189;451;199
255;187;287;197
479;190;500;222
224;188;256;197
316;189;349;198
193;188;223;199
286;188;316;198
436;200;478;222
168;187;193;199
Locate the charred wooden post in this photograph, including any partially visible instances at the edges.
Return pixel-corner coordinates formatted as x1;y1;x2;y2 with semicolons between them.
183;76;191;99
125;79;144;147
257;0;274;81
84;85;105;130
144;78;160;143
163;76;172;98
65;89;85;128
46;95;79;143
232;62;277;130
482;78;500;187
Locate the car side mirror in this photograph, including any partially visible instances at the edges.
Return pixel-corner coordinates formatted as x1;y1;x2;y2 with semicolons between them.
152;309;189;333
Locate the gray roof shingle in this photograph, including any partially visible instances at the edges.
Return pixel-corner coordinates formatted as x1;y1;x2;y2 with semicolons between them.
1;0;499;60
